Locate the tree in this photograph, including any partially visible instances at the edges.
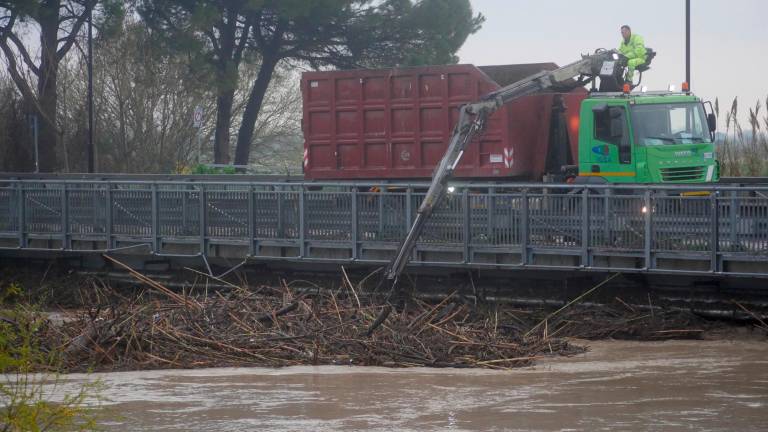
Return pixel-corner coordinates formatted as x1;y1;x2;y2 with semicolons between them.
398;0;484;66
83;21;208;172
139;0;260;164
0;0;123;172
140;0;483;166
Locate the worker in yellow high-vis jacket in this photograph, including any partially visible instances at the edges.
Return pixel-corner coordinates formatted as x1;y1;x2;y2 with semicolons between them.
619;25;647;82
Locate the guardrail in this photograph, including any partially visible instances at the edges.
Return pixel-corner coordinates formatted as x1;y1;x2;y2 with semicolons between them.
1;179;767;277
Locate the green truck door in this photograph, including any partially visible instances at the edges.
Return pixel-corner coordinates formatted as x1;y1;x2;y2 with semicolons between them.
583;104;637;182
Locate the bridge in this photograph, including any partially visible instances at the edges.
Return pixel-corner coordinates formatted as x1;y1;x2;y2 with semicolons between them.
1;176;767;281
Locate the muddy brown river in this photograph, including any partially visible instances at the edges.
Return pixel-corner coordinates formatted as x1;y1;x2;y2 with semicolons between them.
49;339;768;431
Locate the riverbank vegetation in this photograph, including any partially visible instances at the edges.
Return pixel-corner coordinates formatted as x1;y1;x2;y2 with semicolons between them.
0;300;102;431
715;96;768;176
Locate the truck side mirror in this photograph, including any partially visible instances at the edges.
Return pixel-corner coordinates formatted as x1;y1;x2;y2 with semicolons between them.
707;113;717;133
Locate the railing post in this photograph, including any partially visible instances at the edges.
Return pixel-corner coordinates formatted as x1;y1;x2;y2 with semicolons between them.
581;188;590;267
603;187;611;242
463;188;470;263
520;189;529;266
277;187;285;239
710;191;719;272
729;190;738;251
16;182;25;248
199;184;207;256
61;183;69;250
151;183;159;253
644;189;652;270
351;188;358;260
487;187;495;242
90;184;98;234
181;184;189;236
379;186;386;236
405;187;413;227
16;182;28;248
299;186;306;258
248;185;255;256
105;183;113;249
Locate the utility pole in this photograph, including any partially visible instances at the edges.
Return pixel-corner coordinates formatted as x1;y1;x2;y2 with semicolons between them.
29;114;39;173
686;0;691;88
87;6;95;173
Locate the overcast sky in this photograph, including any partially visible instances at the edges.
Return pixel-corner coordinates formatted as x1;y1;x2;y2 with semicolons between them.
458;0;767;123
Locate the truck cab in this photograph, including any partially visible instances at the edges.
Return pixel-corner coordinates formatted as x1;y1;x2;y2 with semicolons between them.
577;92;718;183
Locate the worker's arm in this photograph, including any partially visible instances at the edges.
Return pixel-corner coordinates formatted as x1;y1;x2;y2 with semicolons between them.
618;41;632;58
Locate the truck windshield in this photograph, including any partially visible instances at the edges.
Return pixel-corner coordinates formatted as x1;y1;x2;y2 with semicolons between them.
631;102;711;145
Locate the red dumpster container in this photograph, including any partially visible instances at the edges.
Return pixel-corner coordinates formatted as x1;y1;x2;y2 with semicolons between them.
302;63;586;181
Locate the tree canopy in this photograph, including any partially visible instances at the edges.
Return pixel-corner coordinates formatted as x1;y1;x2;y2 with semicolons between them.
140;0;484;165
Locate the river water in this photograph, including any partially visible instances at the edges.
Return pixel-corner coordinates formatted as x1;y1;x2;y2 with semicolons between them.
51;339;768;431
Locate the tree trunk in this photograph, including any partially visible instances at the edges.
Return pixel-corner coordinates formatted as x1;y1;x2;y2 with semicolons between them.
211;11;239;165
234;57;278;166
37;0;61;172
213;89;235;164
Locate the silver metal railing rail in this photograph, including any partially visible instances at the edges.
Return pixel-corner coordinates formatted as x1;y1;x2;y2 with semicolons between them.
1;178;767;277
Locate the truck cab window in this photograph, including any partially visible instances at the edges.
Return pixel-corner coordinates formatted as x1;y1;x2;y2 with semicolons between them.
594;106;625;145
594;106;631;164
631;103;712;145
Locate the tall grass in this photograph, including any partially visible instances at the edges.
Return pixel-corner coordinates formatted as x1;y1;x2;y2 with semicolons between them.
716;94;768;177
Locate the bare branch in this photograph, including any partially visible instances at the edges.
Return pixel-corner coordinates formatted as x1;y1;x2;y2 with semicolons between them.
72;32;87;59
0;38;42;115
7;32;40;76
60;1;77;21
0;7;16;40
56;0;96;62
203;28;221;56
233;11;258;64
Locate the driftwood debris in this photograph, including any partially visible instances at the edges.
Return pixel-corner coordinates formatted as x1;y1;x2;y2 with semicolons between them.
12;267;740;373
51;272;585;371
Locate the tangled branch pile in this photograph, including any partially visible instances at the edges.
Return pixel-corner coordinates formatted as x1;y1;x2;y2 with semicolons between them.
50;274;585;372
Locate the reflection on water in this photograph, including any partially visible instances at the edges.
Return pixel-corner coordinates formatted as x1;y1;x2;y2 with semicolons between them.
53;340;768;431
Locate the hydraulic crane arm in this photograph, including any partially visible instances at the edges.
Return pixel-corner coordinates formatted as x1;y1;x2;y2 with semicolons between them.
385;49;626;283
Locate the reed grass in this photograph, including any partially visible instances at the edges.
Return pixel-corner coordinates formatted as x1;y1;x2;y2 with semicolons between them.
716;94;768;177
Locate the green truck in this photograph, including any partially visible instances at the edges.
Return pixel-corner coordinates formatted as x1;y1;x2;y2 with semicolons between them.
577;92;718;184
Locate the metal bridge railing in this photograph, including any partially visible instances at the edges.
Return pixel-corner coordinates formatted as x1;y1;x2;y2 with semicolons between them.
2;179;768;277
